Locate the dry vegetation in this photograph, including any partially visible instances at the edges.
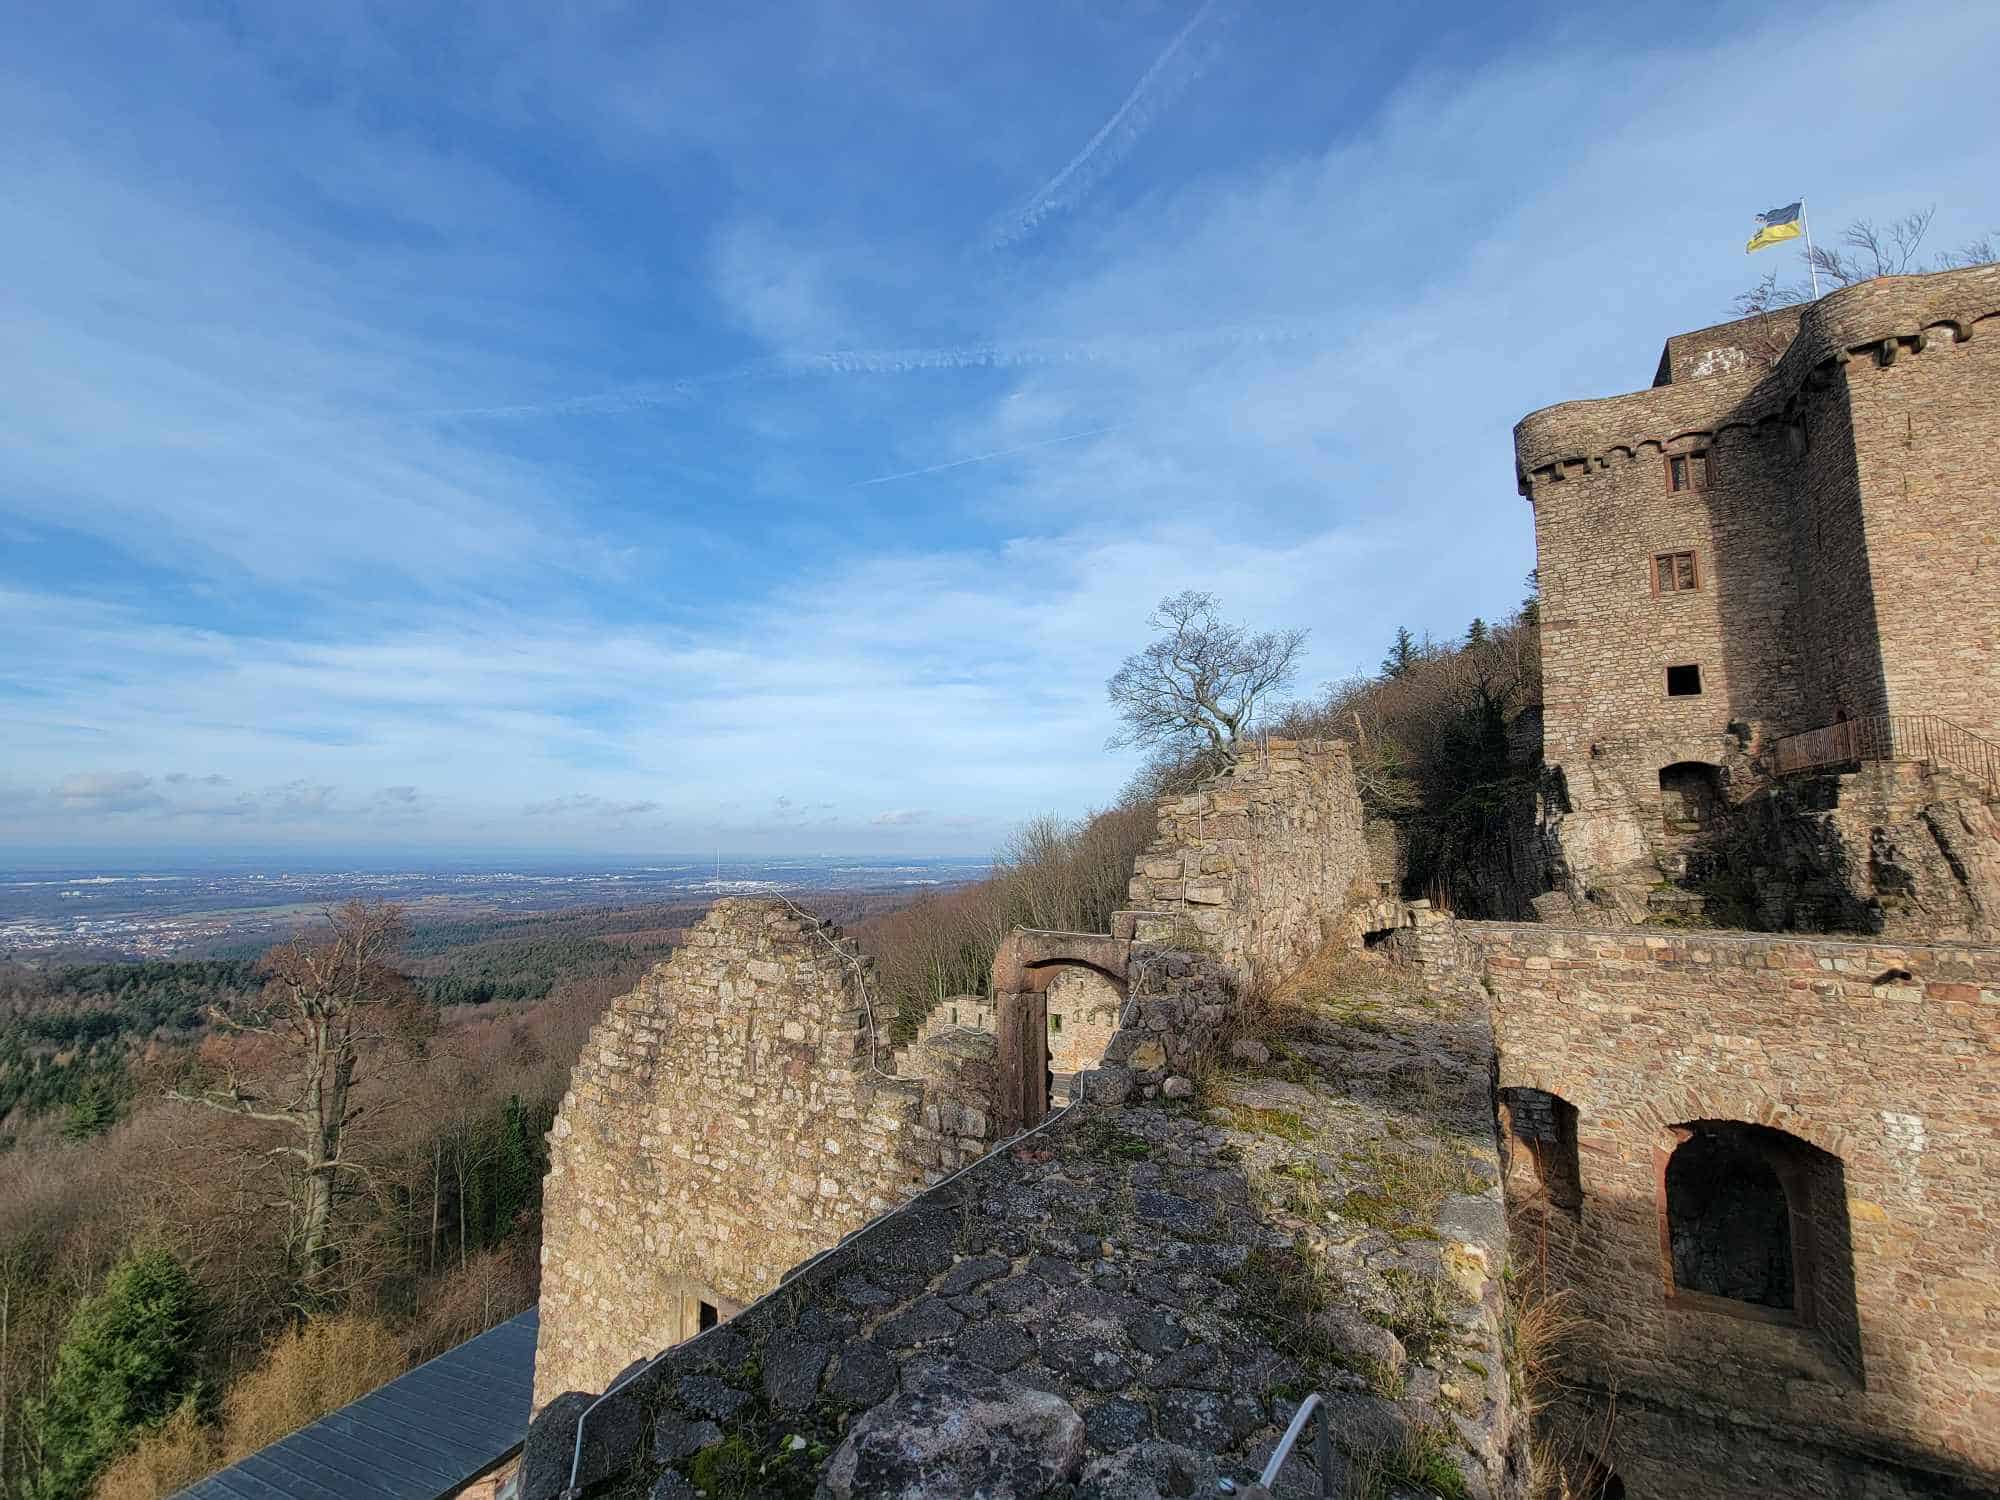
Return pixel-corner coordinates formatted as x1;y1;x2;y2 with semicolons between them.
854;803;1157;1042
0;935;626;1500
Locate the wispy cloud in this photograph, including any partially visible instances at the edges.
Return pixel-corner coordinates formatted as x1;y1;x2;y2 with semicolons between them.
854;425;1118;487
986;0;1230;250
52;772;166;815
522;794;666;821
3;0;1993;858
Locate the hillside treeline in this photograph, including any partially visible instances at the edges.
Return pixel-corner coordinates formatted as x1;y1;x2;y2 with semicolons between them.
0;932;653;1500
1274;596;1544;913
1122;589;1545;916
854;806;1157;1043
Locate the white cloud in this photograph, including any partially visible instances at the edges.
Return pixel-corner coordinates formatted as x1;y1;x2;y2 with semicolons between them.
870;809;928;827
51;771;166;814
523;794;666;821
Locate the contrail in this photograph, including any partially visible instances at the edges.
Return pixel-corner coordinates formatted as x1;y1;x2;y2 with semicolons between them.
853;425;1118;487
988;0;1229;250
431;315;1328;423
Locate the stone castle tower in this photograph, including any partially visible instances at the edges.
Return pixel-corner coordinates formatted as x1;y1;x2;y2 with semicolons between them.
1516;264;2000;918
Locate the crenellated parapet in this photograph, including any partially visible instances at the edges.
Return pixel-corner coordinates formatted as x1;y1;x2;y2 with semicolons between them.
1515;263;2000;496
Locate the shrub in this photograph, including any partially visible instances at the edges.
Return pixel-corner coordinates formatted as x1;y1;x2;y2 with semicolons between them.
87;1402;215;1500
212;1312;405;1465
85;1312;406;1500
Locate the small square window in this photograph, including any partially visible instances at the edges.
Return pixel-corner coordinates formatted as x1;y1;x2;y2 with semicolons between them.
1654;550;1699;593
698;1301;719;1331
1667;451;1710;493
1666;664;1703;697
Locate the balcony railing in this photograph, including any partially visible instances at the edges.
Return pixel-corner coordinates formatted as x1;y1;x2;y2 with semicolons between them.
1772;713;2000;798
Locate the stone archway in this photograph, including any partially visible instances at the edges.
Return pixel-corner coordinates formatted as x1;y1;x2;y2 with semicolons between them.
990;928;1133;1132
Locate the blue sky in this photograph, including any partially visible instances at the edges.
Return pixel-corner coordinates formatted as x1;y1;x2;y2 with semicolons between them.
3;0;1995;857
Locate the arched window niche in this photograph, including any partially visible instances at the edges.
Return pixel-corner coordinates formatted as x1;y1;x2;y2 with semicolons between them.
1655;1121;1864;1380
1499;1086;1583;1213
1658;761;1725;836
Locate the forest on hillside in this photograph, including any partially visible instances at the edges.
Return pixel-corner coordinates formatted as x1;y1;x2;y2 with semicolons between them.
0;904;707;1500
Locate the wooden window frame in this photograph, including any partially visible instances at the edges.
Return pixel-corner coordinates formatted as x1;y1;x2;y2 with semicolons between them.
1652;549;1700;595
1665;449;1711;493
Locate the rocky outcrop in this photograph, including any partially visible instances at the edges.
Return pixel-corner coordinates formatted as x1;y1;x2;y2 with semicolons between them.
1684;763;2000;939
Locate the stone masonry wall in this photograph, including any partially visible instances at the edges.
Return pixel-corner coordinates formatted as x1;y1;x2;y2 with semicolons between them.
514;944;1523;1500
1517;264;2000;916
1845;305;2000;744
1429;920;2000;1498
534;899;999;1408
1118;738;1380;992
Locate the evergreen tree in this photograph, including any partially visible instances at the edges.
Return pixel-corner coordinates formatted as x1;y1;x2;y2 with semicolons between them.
61;1074;121;1142
1465;617;1489;647
491;1095;542;1235
1380;626;1418;679
26;1248;205;1500
1521;569;1541;628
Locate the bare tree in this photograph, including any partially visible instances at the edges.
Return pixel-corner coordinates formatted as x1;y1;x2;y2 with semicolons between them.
1107;591;1308;773
1735;205;1997;320
166;901;424;1306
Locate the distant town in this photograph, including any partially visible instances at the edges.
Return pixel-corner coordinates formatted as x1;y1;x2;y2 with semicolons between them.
0;856;988;959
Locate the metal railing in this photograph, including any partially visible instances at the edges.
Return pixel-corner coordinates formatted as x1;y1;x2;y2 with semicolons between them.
1245;1390;1336;1497
1771;713;2000;797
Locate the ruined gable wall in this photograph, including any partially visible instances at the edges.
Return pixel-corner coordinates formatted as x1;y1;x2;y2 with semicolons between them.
1459;922;2000;1495
534;899;997;1407
1117;738;1378;992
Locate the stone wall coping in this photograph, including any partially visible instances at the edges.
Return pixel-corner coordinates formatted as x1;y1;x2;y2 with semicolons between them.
1456;918;2000;960
1513;263;2000;487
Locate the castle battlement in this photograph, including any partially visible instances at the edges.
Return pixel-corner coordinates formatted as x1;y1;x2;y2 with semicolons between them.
1515;262;2000;492
1514;262;2000;925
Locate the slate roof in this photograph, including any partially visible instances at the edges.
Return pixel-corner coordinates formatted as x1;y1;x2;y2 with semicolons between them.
176;1306;538;1500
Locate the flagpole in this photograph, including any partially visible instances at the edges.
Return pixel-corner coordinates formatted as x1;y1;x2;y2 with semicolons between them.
1801;196;1822;300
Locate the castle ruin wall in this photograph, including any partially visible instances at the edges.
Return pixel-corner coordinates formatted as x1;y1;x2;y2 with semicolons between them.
1115;737;1383;992
1403;918;2000;1497
533;899;1000;1407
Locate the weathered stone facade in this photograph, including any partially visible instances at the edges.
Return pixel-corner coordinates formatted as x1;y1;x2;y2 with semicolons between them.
1407;919;2000;1497
533;900;1001;1407
515;951;1523;1500
1518;265;2000;918
1116;738;1386;991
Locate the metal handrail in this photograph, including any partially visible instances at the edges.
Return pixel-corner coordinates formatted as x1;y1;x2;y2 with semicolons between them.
1771;712;2000;797
1253;1390;1336;1496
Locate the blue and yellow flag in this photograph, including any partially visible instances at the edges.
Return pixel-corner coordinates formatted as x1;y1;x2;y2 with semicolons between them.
1747;201;1804;254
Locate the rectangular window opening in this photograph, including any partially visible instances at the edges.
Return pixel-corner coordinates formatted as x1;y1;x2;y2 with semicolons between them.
1667;450;1710;493
1049;1013;1063;1033
1666;663;1703;697
1654;550;1699;593
698;1300;719;1331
